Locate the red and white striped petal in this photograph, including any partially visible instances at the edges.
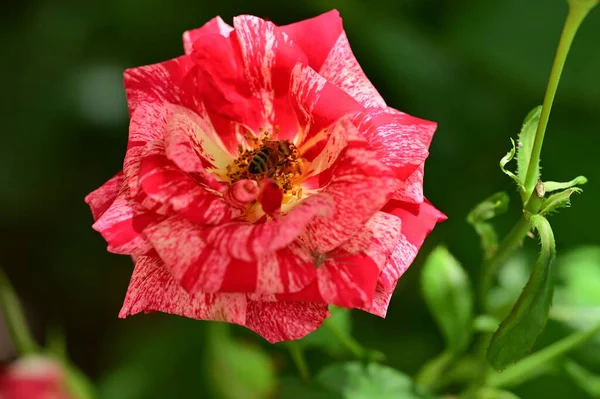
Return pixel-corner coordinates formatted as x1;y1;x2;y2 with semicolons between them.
85;172;123;221
124;56;195;116
378;199;446;291
391;164;424;204
92;186;160;256
306;146;397;252
278;10;385;108
382;199;447;249
144;216;317;295
353;107;435;180
303;117;350;178
245;300;329;343
138;141;234;225
164;104;233;181
204;193;333;262
289;64;362;157
377;233;418;292
191;16;305;140
183;16;233;55
120;256;327;343
119;256;247;325
362;282;395;318
319;31;386;108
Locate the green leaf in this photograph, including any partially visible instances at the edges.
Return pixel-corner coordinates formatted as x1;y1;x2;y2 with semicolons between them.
516;106;542;185
298;306;352;356
543;175;587;192
487;215;556;370
562;359;600;397
421;246;474;353
316;362;440;399
206;323;276;399
539;187;583;216
467;191;510;259
500;139;525;198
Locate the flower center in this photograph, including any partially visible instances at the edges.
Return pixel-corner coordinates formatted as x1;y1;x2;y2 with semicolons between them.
226;130;305;199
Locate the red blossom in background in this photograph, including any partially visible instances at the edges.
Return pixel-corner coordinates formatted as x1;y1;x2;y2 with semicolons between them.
0;356;71;399
85;10;445;343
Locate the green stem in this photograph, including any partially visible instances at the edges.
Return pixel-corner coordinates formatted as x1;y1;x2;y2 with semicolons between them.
287;341;310;382
522;2;595;198
488;322;600;388
323;317;367;359
0;267;37;354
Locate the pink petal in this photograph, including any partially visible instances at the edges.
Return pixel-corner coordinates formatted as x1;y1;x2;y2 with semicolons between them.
289;64;363;156
306;146;397;252
303;116;350;178
245;300;329;343
144;217;317;295
85;172;123;221
120;256;327;343
352;107;436;180
92;186;160;256
124;56;196;116
391;164;424;204
183;16;233;55
277;10;343;72
138;141;234;225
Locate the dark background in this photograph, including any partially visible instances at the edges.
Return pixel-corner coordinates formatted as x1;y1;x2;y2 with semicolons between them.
1;0;599;397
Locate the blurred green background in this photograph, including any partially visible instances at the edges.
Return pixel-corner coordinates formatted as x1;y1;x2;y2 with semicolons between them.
1;0;599;397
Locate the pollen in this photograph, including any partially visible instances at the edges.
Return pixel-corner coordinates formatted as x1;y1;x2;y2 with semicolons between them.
226;127;305;200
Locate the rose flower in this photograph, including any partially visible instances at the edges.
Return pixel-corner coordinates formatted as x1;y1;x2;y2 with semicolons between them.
85;10;445;343
0;356;71;399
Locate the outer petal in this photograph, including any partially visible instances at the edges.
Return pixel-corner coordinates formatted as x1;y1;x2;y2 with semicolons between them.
183;16;233;55
278;10;385;108
119;256;247;325
353;107;435;180
245;300;329;343
277;10;342;72
362;282;395;318
319;31;386;108
375;198;446;295
120;256;328;343
391;164;424;204
92;186;160;256
144;216;318;295
85;172;123;221
382;199;447;249
124;56;196;116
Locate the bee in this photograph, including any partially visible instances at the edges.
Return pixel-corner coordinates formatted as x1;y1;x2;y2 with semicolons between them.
248;140;293;175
